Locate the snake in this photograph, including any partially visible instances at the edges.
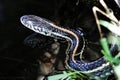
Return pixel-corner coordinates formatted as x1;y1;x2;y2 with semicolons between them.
20;15;113;77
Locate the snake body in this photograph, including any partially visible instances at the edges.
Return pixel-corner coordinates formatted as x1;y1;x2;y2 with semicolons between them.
20;15;113;77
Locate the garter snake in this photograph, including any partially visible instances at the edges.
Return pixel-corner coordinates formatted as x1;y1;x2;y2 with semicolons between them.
20;15;113;77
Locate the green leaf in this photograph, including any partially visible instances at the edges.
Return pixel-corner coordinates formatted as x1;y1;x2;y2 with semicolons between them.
113;64;120;80
100;38;111;57
99;20;120;36
47;71;85;80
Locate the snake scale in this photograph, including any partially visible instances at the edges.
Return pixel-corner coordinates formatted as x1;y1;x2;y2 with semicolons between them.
20;15;113;77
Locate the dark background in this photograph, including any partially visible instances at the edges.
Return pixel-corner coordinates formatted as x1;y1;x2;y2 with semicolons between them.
0;0;120;80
